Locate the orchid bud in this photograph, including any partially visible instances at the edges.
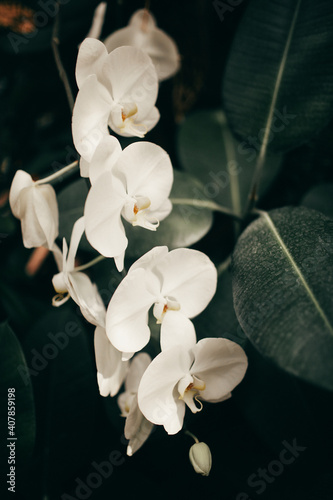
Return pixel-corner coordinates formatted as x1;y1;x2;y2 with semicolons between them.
189;442;212;476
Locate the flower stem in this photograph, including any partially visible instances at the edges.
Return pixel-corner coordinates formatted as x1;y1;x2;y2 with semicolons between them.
74;255;105;272
217;254;232;277
185;430;199;444
35;160;79;186
170;198;243;221
52;5;75;112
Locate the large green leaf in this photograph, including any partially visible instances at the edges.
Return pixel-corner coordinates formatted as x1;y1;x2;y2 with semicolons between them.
0;322;36;469
231;206;333;390
223;0;333;152
177;109;282;215
126;170;214;258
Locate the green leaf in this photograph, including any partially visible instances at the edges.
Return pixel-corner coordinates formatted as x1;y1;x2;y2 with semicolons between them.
223;0;333;152
23;305;100;493
177;109;282;215
231;206;333;390
0;322;36;468
57;178;95;252
301;183;333;220
126;170;214;258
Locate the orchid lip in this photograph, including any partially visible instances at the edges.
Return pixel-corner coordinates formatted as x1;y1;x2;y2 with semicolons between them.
178;375;206;413
153;297;181;324
122;195;160;231
121;103;138;121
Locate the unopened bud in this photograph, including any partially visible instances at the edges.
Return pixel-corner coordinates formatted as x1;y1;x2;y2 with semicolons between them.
189;441;212;476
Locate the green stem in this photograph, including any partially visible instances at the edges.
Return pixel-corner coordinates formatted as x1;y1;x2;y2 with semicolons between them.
73;255;105;273
51;5;75;112
185;430;199;444
170;198;243;221
217;254;232;277
35;160;79;186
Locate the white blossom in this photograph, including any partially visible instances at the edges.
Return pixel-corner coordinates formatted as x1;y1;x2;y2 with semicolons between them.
106;246;217;356
104;9;180;82
138;338;248;435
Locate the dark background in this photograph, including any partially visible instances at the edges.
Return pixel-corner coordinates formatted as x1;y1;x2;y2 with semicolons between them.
1;1;333;499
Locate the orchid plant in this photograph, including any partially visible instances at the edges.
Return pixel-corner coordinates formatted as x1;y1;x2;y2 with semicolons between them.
8;6;248;472
3;1;333;497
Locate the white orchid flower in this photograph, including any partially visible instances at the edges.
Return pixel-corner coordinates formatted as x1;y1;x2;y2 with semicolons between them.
84;138;173;272
52;216;106;327
72;38;160;162
118;352;154;456
9;169;58;250
51;217;128;396
104;9;180;82
106;246;217;357
94;325;129;398
138;337;248;435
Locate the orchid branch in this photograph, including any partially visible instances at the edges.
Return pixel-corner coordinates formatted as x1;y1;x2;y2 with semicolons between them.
52;4;75;112
34;160;79;186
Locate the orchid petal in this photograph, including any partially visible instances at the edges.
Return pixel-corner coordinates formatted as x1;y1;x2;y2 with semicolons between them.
129;9;157;30
114;252;125;273
94;326;128;397
134;106;160;134
68;272;106;327
76;37;108;89
88;135;122;184
116;142;173;211
106;268;159;354
79;157;90;178
118;392;135;417
160;310;197;351
9;170;58;250
159;248;217;318
72;74;111;162
85;2;107;41
150;198;172;222
129;245;168;274
51;243;63;272
19;184;58;249
9;170;34;218
84;172;128;259
124;396;154;456
104;9;180;82
66;216;85;272
102;46;158;121
191;338;248;403
138;345;193;434
125;352;151;393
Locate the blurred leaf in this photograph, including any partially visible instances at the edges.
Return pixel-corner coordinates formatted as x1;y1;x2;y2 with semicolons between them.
0;322;36;469
177;109;282;214
0;208;16;237
223;0;333;152
232;206;333;390
23;304;100;495
301;183;333;219
126;170;214;258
